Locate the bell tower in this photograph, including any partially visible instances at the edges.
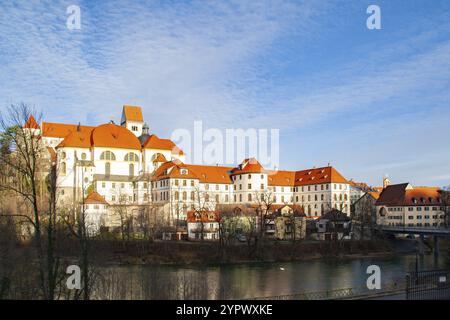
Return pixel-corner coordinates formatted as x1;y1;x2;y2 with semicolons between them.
121;105;144;137
383;175;391;188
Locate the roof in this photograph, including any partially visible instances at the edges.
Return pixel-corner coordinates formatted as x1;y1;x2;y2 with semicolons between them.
122;105;143;122
376;184;443;206
41;122;95;139
367;191;381;200
267;166;348;187
153;153;167;162
85;191;109;205
320;209;350;221
230;158;265;175
152;160;233;184
349;180;370;191
24;115;40;129
142;134;184;154
91;123;141;150
57;129;92;148
187;211;220;223
271;204;306;216
186;164;233;184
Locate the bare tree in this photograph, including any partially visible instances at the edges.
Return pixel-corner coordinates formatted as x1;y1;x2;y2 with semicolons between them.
253;189;274;241
0;103;62;299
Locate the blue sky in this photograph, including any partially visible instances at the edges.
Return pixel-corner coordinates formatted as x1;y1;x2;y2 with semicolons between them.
0;0;449;187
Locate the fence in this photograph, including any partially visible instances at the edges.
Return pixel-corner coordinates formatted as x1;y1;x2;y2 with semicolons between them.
406;269;450;300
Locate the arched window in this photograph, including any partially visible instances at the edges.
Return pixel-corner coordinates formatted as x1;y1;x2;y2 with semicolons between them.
100;151;116;161
61;162;66;175
344;194;348;201
175;191;179;200
124;152;139;162
129;163;134;177
105;162;111;176
182;191;187;200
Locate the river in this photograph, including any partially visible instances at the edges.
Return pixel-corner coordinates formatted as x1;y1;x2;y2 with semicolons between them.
91;253;450;299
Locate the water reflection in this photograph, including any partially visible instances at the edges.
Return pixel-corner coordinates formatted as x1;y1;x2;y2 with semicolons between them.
92;254;449;299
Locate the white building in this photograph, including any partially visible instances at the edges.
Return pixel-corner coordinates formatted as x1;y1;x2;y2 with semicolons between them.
376;183;446;228
24;106;352;233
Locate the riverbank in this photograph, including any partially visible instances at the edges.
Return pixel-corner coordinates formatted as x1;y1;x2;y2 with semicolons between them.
52;238;411;267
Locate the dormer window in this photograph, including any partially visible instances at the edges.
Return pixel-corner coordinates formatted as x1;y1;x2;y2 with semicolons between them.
412;197;417;204
180;169;188;175
131;125;138;131
428;197;433;203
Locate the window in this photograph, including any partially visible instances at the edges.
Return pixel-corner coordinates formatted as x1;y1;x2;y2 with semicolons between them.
248;174;251;179
216;194;220;202
120;183;124;188
248;194;252;202
261;183;264;190
81;153;86;160
248;184;252;189
182;192;187;200
131;125;138;131
129;163;134;177
124;152;139;162
190;191;195;200
225;195;229;202
215;184;219;191
183;180;187;186
105;162;111;176
100;151;116;161
191;180;194;186
61;152;66;159
60;162;66;175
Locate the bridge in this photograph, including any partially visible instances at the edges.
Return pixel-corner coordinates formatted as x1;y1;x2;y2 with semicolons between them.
378;225;450;256
379;226;450;236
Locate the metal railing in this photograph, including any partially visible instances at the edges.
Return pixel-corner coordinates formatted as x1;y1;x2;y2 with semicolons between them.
406;270;450;300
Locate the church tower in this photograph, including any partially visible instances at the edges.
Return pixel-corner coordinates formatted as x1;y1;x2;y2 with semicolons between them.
383;175;391;189
121;105;144;137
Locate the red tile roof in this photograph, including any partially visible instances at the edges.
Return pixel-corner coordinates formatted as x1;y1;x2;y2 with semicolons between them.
367;191;381;200
152;160;233;184
42;122;95;139
122;105;143;122
187;211;220;223
376;184;443;206
230;158;265;175
57;129;92;148
143;134;184;154
24;115;40;129
85;191;109;205
91;123;141;150
267;166;348;187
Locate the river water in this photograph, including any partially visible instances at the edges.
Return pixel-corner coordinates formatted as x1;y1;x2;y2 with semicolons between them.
92;253;450;299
